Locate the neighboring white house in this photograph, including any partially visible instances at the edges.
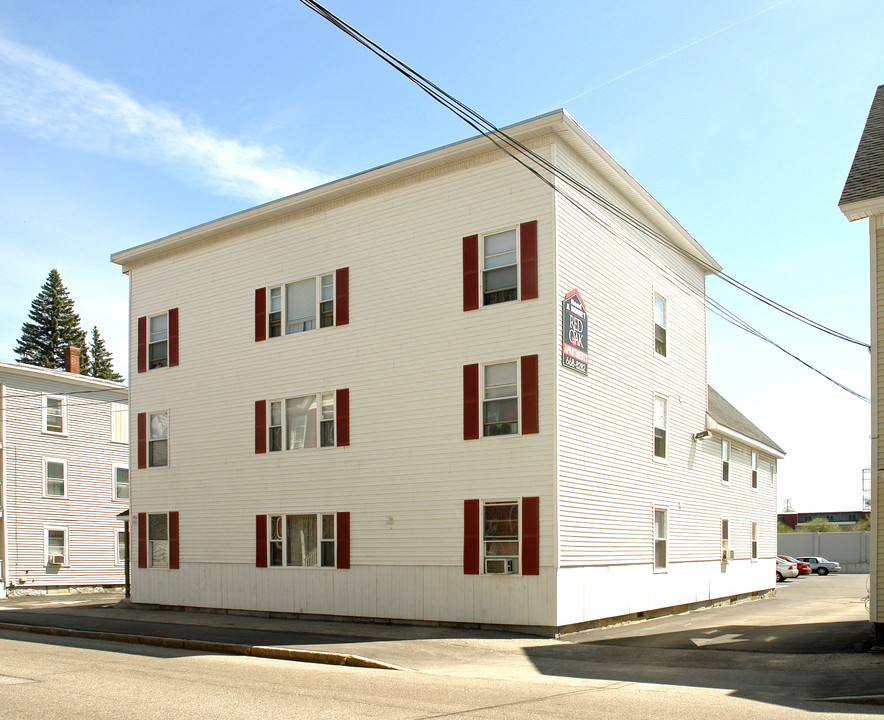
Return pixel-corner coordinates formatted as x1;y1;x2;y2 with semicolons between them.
111;109;782;633
839;83;884;646
0;352;129;596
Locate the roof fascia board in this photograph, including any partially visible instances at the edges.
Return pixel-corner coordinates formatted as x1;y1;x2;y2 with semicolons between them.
111;111;567;269
839;196;884;222
705;413;785;459
0;361;128;393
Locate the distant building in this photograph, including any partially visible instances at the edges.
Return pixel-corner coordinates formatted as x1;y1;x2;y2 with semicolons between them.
112;110;782;633
778;511;870;530
0;352;129;596
839;83;884;644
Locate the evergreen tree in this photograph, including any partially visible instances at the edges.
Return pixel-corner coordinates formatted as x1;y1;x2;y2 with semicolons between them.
14;269;88;372
88;325;124;382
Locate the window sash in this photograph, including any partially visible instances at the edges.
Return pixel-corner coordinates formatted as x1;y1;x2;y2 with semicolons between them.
111;402;129;443
148;412;169;467
148;314;168;369
751;522;758;560
269;393;334;451
148;514;169;568
483;229;518;305
654;294;667;356
285;278;316;334
45;396;64;433
115;466;130;499
721;439;729;482
483;501;519;571
116;530;128;564
45;460;65;496
268;274;335;337
654;509;667;569
653;396;667;458
483;362;518;436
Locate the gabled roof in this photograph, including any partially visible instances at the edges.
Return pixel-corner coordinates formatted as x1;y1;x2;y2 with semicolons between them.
707;386;785;458
112;110;721;275
839;85;884;220
0;359;127;394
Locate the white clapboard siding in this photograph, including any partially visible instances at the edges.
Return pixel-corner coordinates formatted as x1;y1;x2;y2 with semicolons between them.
118;112;780;629
0;364;128;590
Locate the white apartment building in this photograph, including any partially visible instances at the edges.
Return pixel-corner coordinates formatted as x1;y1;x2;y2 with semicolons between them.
112;110;782;632
0;352;129;596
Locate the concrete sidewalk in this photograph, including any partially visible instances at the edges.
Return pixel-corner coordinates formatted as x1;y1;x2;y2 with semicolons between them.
0;574;881;705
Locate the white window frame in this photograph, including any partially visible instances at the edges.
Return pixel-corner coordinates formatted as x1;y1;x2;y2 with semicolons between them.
44;525;69;566
481;227;520;307
266;513;337;568
148;312;169;370
111;402;129;444
148;411;169;468
721;517;731;563
751;522;758;561
653;394;668;461
654;292;668;359
750;451;758;490
482;498;521;575
113;464;129;501
43;457;67;498
482;360;520;438
147;512;169;569
266;273;335;339
653;506;668;571
267;392;336;452
42;394;67;435
770;458;776;487
115;528;128;566
721;439;730;484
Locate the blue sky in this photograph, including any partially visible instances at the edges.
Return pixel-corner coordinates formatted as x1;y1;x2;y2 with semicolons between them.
0;0;880;512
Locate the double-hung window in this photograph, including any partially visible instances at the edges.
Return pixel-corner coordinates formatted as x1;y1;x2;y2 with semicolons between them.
257;268;349;342
751;451;758;489
654;293;667;357
483;501;520;574
44;458;66;497
267;513;337;568
44;395;66;434
137;309;179;372
751;522;758;560
148;313;168;368
148;513;169;568
114;465;129;500
148;412;168;467
721;518;730;563
483;230;518;305
721;439;730;483
116;529;128;565
46;527;67;565
111;402;129;443
654;508;668;570
463;221;538;311
484;362;518;436
653;395;667;459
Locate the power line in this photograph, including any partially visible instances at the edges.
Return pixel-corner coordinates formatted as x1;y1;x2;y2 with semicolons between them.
298;0;870;401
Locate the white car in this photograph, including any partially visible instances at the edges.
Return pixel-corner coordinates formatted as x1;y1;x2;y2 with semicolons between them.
776;557;798;582
796;556;841;575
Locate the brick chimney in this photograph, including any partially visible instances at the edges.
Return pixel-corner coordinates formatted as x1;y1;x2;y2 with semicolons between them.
64;346;81;374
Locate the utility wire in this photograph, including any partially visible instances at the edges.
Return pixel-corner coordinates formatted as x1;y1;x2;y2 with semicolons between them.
298;0;869;399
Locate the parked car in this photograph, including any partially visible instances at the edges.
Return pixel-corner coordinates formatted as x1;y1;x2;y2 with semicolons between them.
776;557;798;582
795;556;841;575
778;555;812;575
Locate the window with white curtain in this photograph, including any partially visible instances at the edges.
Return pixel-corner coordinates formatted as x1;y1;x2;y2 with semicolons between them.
285;278;316;334
269;393;336;451
267;513;336;568
483;362;518;436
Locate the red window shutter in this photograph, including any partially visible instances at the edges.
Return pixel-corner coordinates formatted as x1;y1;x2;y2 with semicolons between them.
169;511;180;569
137;316;147;373
335;267;349;326
464;499;480;574
168;308;179;367
137;412;147;469
336;388;350;447
336;511;351;569
520;220;538;300
463;235;479;311
522;497;540;575
521;354;539;435
256;514;268;568
463;364;480;440
255;400;267;454
138;512;147;569
254;288;267;342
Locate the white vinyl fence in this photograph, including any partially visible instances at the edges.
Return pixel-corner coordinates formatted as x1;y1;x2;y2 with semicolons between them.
778;531;871;573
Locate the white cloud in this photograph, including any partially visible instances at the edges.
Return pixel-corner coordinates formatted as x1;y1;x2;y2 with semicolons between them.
0;35;330;202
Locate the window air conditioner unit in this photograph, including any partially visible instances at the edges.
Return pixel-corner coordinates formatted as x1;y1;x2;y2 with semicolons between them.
49;555;65;565
485;558;515;574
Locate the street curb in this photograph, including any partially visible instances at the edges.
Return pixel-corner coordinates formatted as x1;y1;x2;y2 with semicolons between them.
0;622;407;671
